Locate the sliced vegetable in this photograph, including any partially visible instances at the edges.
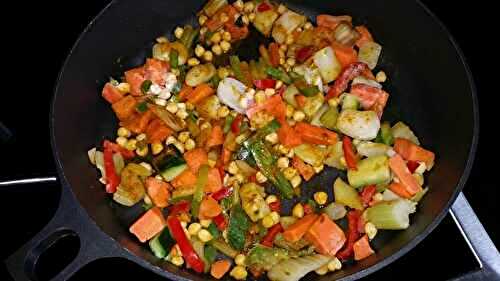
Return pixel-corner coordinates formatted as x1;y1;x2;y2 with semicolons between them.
217;77;248;113
112;95;138;121
103;147;120;193
261;223;284;247
146;119;174;144
154;149;188;181
180;26;200;52
150;104;185;132
393;138;435;168
356;141;391;158
199;196;223;219
203;0;228;16
323;202;347;221
333;178;363;210
292;156;315;181
212;213;228;230
253;9;279;37
355;25;374;48
317;14;352;30
210;259;231;279
342;136;358;170
113;163;151;206
320;106;339;130
167;216;205;273
227;204;250;250
313;46;341;83
184;148;208;174
282;214;318;243
304;213;346;256
186;64;216;87
391;122;420;145
294;122;338;145
129;207;166;243
388;154;422;196
102;82;124;104
333;22;360;46
247;245;289;272
341;94;360;111
211;239;238;258
266;67;292;84
331;42;358;68
360;185;377;207
149;227;176;258
145;177;170;208
296;46;315;63
388;182;412;199
293;143;327;167
254;78;276;89
239;182;271;222
191;164;209;217
347;155;390;188
267;254;330;281
324;141;346;170
336;109;380;140
326;62;368;99
358;41;382;70
336;210;361;260
364;199;416;229
272;10;306;44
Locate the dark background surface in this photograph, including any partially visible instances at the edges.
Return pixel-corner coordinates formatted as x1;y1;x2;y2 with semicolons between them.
0;1;497;280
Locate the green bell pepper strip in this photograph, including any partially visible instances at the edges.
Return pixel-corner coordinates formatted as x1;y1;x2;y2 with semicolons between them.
230;56;249;85
169;49;179;69
266;67;292;84
191;165;209;217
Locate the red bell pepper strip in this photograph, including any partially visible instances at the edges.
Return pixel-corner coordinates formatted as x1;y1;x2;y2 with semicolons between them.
326;62;369;99
296;46;314;63
103;147;120;193
103;140;135;159
342;136;357;170
268;42;280;67
261;223;283;247
167;216;205;273
276;85;286;97
337;210;362;260
303;203;314;215
231;114;243;135
269;200;281;212
169;201;191;216
360;185;376;207
211;187;233;201
253;79;276;89
213;213;228;230
257;2;272;12
248;174;257;183
407;160;420;174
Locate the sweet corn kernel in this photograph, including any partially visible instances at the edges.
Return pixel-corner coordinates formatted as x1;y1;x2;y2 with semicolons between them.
265;132;278;144
264;88;275;97
222;31;232;42
270;211;280;223
235;254;246;266
220;40;231;53
283;167;297;180
151;142;164;155
178;131;190;143
376;71;387;83
116;136;128;147
286;148;294;158
174;27;184;39
125;139;138;151
372;192;383;202
286;57;296;66
200;26;207;35
304;22;313;30
279;57;286;65
286;34;294;45
277;3;287;14
265;195;278;204
212;44;223;56
200;121;211;130
313;164;324;173
352;138;361;146
198;229;213;242
210;32;222;45
315;264;328;275
198;14;208;25
166;135;177;145
200;219;212;228
277;157;289;169
290;175;302;188
166;102;178;114
293;203;304;218
188;223;202;236
275;80;284;89
254;90;266;104
277;144;290;155
314;191;328;205
217;106;230;119
188;57;200;66
293;110;305;122
140;162;153;172
262;214;275;228
241;14;250;25
340;156;347;167
327;258;342;271
248;12;256;21
136;146;149;157
218;67;230;79
185;138;196;151
173;141;185;153
195;44;205;57
278;49;285;58
203;50;213;61
243;1;254;13
256;171;267;183
365;222;378;240
228;161;239;175
136;133;147;141
176;109;189;119
230;265;248;280
286;104;295;118
116;82;131;93
233;0;244;11
171;256;184;266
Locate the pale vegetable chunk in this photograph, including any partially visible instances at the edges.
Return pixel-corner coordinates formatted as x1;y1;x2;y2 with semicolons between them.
313;46;341;83
358;41;382;70
239;182;271;222
336;109;380;140
272;10;306;44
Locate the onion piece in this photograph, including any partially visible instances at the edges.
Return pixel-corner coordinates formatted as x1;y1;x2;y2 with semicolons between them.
334;22;360;46
150;104;185;131
217;77;249;113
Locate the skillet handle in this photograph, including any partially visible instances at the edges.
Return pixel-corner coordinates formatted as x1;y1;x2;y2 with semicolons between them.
449;192;500;281
4;181;125;281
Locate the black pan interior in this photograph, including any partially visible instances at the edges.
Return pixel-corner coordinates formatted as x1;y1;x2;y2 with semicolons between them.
51;0;477;280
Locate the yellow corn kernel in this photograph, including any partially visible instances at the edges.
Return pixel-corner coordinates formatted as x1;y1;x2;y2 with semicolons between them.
243;2;254;13
203;50;213;62
176;109;189;119
184;138;196;151
116;82;131;94
376;70;387;83
188;57;200;66
254;90;266;104
198;14;208;25
233;0;244;11
200;219;212;228
256;171;267;183
365;222;378;240
262;214;275;228
292;110;305;122
198;229;213;242
218;67;230;79
265;195;278;204
228;161;239;175
292;203;304;218
171;256;184;266
248;12;256;21
286;104;295;118
290;175;302;188
166;102;178;114
116;136;128;147
313;164;324;173
270;211;280;223
178;131;190;143
327;258;342;271
220;13;230;23
136;146;149;157
217;106;230;118
222;31;232;42
151;142;164;155
242;15;250;25
264;88;275;97
277;157;290;169
230;265;248;280
220;40;231;53
275;80;284;89
188;223;202;236
265;132;278;144
234;254;246;266
304;22;313;30
314;191;328;205
283;167;297;180
195;44;205;58
286;57;296;67
211;32;222;44
136;133;147;141
174;27;184;39
125;139;138;151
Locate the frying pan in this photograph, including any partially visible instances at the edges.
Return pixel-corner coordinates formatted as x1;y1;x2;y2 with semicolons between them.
2;0;497;280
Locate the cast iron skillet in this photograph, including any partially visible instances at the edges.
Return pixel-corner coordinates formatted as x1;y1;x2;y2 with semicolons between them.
4;0;479;280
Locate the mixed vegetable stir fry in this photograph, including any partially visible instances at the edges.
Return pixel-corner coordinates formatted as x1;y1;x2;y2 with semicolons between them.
88;0;436;280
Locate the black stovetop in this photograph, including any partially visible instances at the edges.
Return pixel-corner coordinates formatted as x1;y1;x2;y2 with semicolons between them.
0;1;498;280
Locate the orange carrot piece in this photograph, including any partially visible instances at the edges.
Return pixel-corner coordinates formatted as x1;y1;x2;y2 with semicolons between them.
102;82;124;104
317;14;352;30
389;154;422;196
145;177;171;208
295;95;307;108
304;213;346;256
332;42;358;68
355;26;374;48
210;260;232;279
199;196;223;220
121;110;155;134
294;122;338;145
124;66;146;96
206;125;224;148
186;83;215;104
246;94;286;120
388;182;413;199
278;121;303;148
353;234;374;261
178;85;194;101
221;147;232;165
282;214;319;243
129;207;166;243
393;138;435;168
146;119;173;143
225;22;249;41
170;169;197;189
205;168;223;193
205;5;238;32
184;148;209;174
269;42;280;67
292;156;315;181
144;58;170;85
112;95;138;121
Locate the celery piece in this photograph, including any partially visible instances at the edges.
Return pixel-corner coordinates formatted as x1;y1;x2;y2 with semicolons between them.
341;94;360;111
211;239;238;258
376;122;394;145
365;199;417;230
391;121;420;145
347;155;391;188
283;84;300;108
411;187;429;202
191;165;209;217
320;106;339;130
333;178;363;210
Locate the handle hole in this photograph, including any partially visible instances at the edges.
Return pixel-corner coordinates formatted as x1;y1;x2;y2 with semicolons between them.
26;229;80;281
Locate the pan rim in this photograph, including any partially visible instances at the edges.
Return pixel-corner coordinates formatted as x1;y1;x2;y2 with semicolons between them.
48;0;480;280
